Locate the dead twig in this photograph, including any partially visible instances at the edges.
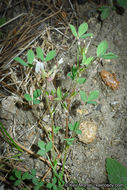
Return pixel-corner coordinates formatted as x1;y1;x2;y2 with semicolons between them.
0;13;27;29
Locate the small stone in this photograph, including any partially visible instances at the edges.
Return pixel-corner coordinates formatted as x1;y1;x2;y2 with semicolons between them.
77;109;89;115
0;96;19;120
78;120;97;144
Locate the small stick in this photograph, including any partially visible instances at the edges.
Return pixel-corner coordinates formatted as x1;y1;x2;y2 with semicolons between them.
68;0;77;17
41;167;51;181
0;13;27;29
15;141;51;166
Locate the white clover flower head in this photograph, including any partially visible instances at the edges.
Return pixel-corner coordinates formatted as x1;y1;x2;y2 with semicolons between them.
35;59;44;73
78;40;80;46
58;58;63;65
83;40;86;45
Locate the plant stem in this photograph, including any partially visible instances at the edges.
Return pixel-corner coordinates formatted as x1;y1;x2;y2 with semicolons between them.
77;45;80;70
61;145;69;180
45;92;55;162
65;98;71;139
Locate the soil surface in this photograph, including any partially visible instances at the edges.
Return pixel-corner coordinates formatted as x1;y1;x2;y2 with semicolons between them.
0;1;127;189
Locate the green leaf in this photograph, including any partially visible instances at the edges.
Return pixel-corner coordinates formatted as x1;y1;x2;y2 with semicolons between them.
32;176;39;185
14;179;22;186
31;168;36;176
47;183;53;188
64;138;75;145
78;23;88;37
87;100;97;105
81;52;87;63
22;172;32;180
106;158;127;189
0;17;6;25
63;101;67;109
80;91;87;103
24;94;32;102
22;172;30;180
69;123;74;131
15;170;21;179
27;49;35;64
100;53;118;59
53;177;57;184
72;65;77;80
0;122;23;152
67;72;72;78
37;150;46;156
9;175;16;181
57;87;62;100
73;121;80;131
75;129;82;135
69;24;77;37
54;97;61;101
100;7;110;20
36;47;44;61
28;63;34;67
33;98;40;105
77;77;86;84
38;181;44;187
34;181;44;190
97;40;108;57
46;141;52;152
34;186;39;190
63;92;68;100
81;56;94;66
117;0;127;8
45;50;56;62
33;89;41;98
70;91;77;97
87;90;99;102
85;56;94;65
80;33;94;39
98;5;108;11
14;57;28;67
38;141;45;149
53;126;61;134
53;185;57;190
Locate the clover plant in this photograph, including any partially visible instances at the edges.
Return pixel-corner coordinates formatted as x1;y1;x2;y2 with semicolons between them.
13;21;118;189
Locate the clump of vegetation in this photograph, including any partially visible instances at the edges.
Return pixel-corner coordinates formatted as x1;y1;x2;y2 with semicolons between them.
98;0;127;20
1;21;123;189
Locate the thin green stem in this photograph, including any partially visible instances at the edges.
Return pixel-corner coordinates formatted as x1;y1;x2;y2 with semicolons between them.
45;94;55;162
77;45;80;70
